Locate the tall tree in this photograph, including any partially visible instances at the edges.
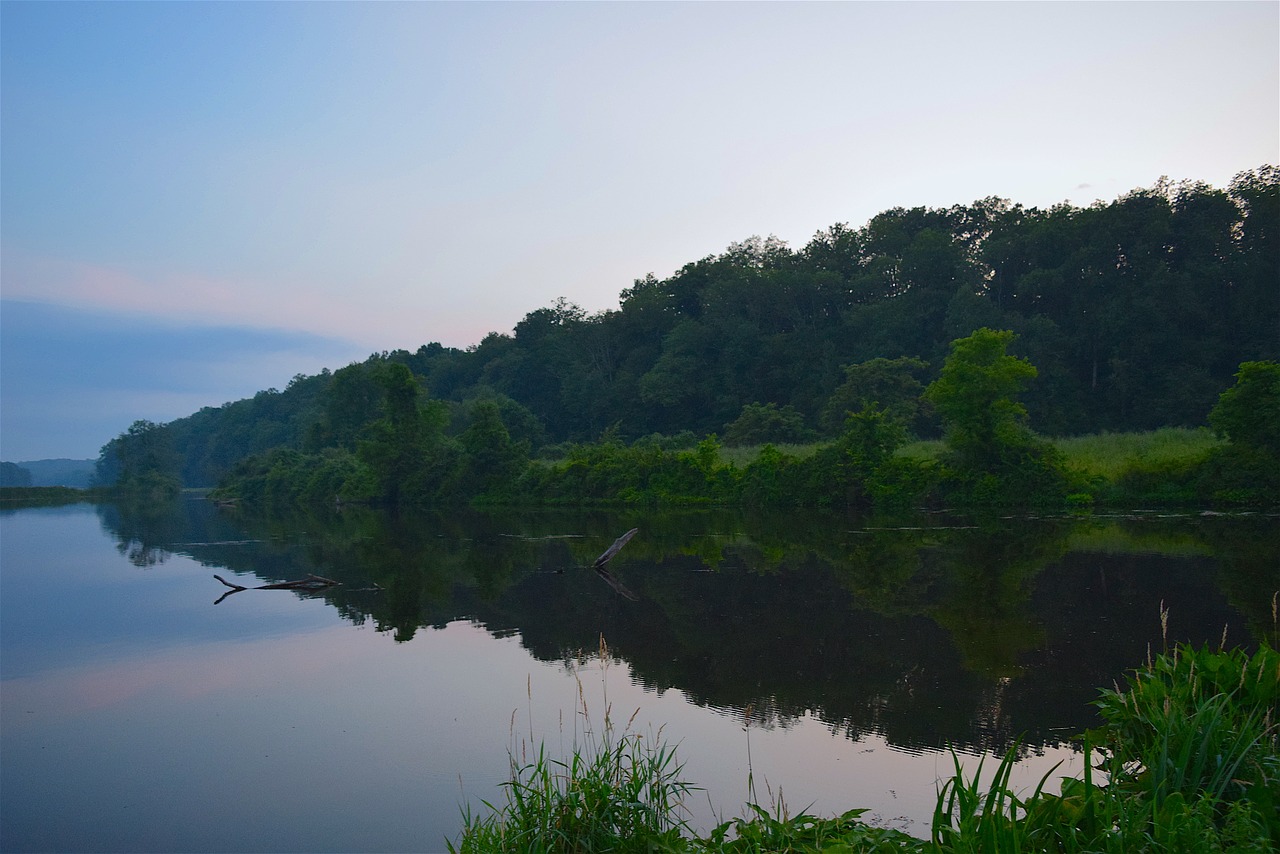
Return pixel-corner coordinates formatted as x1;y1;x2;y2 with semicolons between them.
925;329;1067;504
97;420;181;496
357;364;449;503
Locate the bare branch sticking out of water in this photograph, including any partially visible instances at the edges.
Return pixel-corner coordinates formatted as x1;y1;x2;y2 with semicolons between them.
592;528;638;570
590;528;640;601
212;573;340;605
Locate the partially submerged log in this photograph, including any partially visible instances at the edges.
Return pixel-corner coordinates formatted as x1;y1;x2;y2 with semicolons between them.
591;528;640;600
592;528;638;570
213;573;339;604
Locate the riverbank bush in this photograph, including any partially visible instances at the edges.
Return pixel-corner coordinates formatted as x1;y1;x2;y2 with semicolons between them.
452;642;1278;852
210;356;1280;512
212;421;1275;512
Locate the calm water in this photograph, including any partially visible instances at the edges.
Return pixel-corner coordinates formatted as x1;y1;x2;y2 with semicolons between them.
2;498;1276;852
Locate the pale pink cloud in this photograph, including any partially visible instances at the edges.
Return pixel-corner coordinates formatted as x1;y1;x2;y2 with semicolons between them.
4;248;269;323
1;246;507;351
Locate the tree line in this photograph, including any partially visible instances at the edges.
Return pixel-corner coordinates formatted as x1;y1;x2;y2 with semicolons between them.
96;167;1279;507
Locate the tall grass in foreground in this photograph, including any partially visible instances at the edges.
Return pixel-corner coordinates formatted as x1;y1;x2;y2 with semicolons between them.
452;637;1277;853
933;639;1278;853
449;637;698;854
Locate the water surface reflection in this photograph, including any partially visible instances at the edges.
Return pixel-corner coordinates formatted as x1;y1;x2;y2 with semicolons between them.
116;500;1273;755
0;499;1274;851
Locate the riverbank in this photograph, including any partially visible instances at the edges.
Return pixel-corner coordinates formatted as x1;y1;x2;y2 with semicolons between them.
209;417;1277;512
0;485;99;507
453;642;1278;853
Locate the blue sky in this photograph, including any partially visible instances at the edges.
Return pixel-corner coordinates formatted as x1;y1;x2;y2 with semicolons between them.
2;1;1277;461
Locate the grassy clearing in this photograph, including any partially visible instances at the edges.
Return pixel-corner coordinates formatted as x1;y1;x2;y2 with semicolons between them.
893;429;1222;477
1053;427;1222;482
896;439;946;462
718;442;823;467
452;634;1278;853
526;427;1245;509
728;429;1221;479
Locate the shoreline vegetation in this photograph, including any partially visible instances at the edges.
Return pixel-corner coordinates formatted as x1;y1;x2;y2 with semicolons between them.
167;346;1280;512
14;342;1279;515
0;424;1251;513
451;640;1278;853
0;424;1256;513
0;485;104;506
0;425;1250;513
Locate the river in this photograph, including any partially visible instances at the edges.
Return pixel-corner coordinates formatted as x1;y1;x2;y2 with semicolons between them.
1;497;1275;852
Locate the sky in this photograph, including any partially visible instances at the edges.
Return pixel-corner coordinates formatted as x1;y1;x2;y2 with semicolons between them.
2;1;1277;462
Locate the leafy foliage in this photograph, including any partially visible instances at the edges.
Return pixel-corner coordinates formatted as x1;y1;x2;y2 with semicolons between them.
821;356;931;436
95;419;182;498
1209;361;1280;454
925;330;1069;506
1204;361;1280;505
722;403;813;447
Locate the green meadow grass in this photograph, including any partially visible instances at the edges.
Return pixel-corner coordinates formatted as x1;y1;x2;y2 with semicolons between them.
893;429;1222;479
1053;427;1222;481
558;429;1218;478
896;439;946;462
717;442;823;467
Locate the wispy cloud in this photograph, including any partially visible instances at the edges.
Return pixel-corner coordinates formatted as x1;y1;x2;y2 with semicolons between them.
0;299;367;460
2;249;404;348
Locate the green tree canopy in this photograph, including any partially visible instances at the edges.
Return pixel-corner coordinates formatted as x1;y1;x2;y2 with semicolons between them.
821;356;929;435
925;329;1068;504
925;329;1038;470
1209;361;1280;455
96;419;182;497
722;402;812;447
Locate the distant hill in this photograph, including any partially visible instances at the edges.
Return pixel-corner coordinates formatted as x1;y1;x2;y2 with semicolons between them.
12;458;96;488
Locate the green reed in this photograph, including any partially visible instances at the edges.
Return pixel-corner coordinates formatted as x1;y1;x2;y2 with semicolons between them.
452;638;1277;853
450;636;698;854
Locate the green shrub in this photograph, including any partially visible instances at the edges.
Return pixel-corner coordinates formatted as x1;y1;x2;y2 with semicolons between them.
1209;361;1280;456
1112;455;1205;506
722;403;814;447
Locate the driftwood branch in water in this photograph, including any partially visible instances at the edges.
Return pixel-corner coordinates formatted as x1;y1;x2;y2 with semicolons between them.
590;528;640;600
213;573;340;604
592;528;638;569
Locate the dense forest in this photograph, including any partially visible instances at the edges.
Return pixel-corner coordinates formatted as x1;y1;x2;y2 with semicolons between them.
97;167;1279;507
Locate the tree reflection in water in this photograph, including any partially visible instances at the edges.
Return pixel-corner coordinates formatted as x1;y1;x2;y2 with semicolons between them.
99;498;1277;757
